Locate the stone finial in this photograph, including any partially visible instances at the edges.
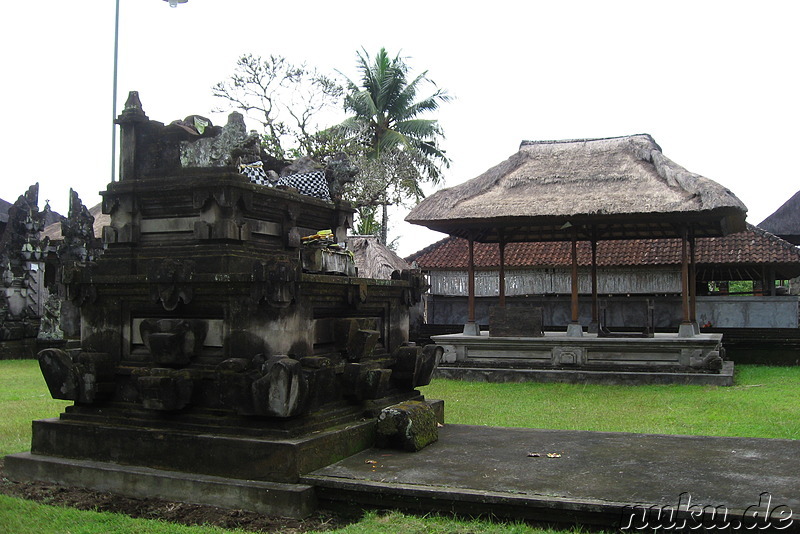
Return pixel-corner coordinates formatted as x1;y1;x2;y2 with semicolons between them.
118;90;148;122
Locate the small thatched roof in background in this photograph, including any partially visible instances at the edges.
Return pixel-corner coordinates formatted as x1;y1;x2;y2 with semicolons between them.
0;196;61;227
758;189;800;245
41;203;108;242
347;235;410;279
406;135;747;243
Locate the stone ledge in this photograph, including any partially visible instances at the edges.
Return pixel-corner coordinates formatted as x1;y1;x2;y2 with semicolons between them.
434;361;734;386
4;452;317;519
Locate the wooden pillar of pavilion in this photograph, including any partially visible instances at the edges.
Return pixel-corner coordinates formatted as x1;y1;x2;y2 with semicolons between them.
463;233;480;336
589;230;599;333
678;226;695;337
567;228;583;337
689;229;698;333
498;230;506;308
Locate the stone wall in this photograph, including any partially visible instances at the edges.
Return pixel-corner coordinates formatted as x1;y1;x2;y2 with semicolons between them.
425;294;800;329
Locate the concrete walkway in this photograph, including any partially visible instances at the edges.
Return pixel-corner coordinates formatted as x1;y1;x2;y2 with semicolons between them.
305;425;800;531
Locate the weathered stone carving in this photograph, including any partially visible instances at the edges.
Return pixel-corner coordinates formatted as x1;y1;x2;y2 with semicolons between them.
392;269;428;305
133;367;195;411
148;259;195;311
376;400;438;451
250;259;298;308
691;349;724;370
391;344;442;389
37;295;64;341
217;354;310;417
62;265;97;307
0;184;51;340
324;152;358;201
58;189;101;263
140;319;207;366
38;349;114;403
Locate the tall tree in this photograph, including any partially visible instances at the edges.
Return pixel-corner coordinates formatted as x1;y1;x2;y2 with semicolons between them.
338;48;451;244
213;54;345;160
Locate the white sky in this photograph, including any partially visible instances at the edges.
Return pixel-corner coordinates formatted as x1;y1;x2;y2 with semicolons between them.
2;1;798;258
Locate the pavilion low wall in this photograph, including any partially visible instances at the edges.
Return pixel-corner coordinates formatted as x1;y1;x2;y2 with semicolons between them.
423;295;800;329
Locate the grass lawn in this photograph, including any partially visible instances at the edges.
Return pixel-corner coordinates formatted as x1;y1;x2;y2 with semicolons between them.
419;365;800;439
1;359;798;533
0;359;70;455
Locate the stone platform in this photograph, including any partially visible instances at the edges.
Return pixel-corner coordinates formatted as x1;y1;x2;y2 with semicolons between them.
5;452;318;518
432;331;733;385
306;424;800;531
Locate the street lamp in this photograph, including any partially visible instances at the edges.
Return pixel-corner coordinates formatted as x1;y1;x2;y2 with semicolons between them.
111;0;189;182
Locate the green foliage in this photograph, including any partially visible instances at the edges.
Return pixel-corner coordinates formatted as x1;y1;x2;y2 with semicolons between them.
212;49;452;245
213;54;345;160
728;280;754;294
353;206;380;237
337;47;451;243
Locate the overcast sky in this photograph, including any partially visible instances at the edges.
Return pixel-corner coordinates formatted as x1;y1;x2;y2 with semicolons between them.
2;1;798;257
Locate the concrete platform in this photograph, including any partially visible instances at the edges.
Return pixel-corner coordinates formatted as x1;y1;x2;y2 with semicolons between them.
305;424;800;531
432;331;733;385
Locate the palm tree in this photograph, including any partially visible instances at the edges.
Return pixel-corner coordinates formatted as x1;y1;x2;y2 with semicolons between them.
338;48;451;244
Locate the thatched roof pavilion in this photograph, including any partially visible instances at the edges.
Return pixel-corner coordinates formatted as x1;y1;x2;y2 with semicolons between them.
406;135;749;336
347;235;410;279
406;135;747;242
759;189;800;245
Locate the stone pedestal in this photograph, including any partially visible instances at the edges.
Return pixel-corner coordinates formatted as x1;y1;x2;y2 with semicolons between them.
7;98;443;519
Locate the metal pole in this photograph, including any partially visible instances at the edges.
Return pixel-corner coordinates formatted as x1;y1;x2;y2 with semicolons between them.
111;0;120;183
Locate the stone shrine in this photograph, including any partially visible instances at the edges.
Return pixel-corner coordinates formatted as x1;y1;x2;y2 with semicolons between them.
6;93;441;518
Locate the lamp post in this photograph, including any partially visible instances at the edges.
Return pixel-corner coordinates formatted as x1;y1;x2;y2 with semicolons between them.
111;0;188;183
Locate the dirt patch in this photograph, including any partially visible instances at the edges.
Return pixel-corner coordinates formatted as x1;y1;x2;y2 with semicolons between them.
0;458;357;533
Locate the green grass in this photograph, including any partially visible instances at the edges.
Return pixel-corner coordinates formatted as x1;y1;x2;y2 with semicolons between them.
419;365;800;439
2;360;798;533
0;359;70;455
0;494;247;534
323;510;589;533
0;497;587;534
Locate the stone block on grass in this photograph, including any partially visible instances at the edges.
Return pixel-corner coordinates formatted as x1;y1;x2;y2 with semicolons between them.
376;400;438;452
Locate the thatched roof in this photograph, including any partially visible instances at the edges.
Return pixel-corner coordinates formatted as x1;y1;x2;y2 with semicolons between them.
347;235;410;279
41;203;108;241
1;196;61;227
758;189;800;245
406;135;747;242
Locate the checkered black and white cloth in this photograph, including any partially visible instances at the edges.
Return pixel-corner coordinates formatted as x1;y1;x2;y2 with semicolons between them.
239;163;330;201
278;171;330;200
239;161;271;185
